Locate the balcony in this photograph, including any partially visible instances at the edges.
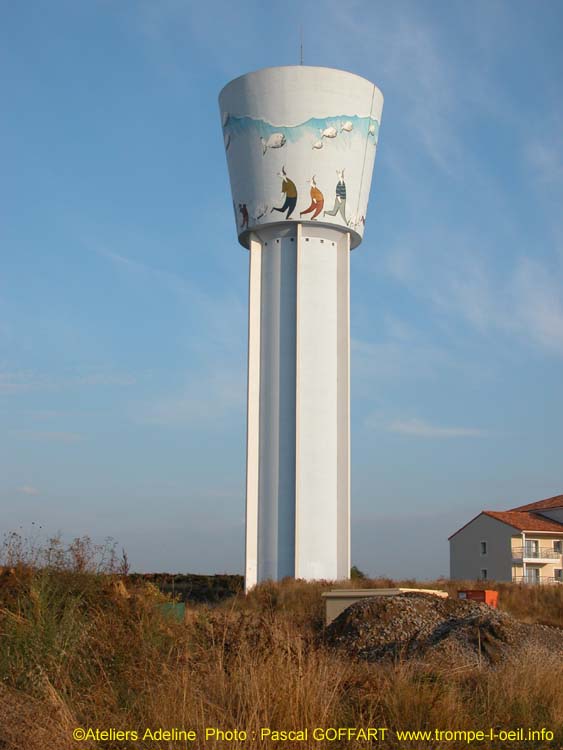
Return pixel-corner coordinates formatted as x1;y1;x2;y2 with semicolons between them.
512;576;562;585
511;546;561;562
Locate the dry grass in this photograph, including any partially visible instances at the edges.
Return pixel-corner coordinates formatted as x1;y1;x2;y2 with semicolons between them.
0;546;562;749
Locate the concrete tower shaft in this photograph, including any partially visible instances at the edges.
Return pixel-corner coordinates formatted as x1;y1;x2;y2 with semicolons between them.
246;223;350;587
219;67;383;589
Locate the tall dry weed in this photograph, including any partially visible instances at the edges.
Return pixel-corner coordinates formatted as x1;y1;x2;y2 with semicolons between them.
1;563;563;750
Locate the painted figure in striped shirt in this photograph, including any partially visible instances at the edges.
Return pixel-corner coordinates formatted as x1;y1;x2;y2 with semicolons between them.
323;169;348;225
299;175;324;220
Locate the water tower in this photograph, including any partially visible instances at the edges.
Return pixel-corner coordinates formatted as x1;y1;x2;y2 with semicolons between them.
219;66;383;589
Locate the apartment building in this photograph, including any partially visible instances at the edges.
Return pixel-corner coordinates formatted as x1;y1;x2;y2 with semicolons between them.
449;494;563;583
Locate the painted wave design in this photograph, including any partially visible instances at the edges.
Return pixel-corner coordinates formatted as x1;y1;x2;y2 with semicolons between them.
224;114;379;145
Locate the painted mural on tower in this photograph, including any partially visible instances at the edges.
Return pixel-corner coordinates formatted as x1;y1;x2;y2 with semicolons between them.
222;112;379;235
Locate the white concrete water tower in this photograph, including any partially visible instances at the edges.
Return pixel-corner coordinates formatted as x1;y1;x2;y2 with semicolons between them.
219;66;383;590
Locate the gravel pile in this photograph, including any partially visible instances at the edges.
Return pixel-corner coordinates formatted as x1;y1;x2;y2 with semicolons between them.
325;592;563;665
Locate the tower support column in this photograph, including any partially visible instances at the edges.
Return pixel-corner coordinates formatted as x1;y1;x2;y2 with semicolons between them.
244;236;262;589
244;223;350;589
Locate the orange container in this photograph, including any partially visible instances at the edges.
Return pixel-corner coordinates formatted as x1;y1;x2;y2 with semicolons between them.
457;590;498;608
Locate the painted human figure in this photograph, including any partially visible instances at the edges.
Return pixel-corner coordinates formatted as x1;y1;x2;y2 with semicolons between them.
239;203;249;229
323;169;348;225
270;166;297;220
299;175;324;220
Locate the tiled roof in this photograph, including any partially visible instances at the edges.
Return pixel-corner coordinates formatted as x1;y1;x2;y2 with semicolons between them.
509;494;563;512
449;509;563;540
483;510;563;533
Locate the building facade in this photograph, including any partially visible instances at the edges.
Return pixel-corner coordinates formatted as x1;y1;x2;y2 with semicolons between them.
449;494;563;583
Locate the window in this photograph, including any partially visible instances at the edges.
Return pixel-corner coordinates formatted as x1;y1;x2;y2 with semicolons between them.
554;540;562;554
525;567;540;583
480;569;488;580
480;541;487;555
525;539;539;557
554;569;562;582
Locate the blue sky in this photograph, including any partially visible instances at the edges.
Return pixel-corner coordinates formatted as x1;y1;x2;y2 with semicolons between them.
1;1;562;578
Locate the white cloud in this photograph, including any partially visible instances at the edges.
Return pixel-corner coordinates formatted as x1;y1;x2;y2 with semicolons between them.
385;239;496;330
14;430;83;443
0;369;136;394
25;410;60;419
383;315;414;341
527;137;563;185
76;372;136;386
509;257;563;353
0;370;37;394
382;233;563;356
98;246;248;430
324;3;467;176
97;247;193;295
97;246;246;355
384;417;487;439
351;321;494;391
141;370;245;428
352;337;454;384
16;485;40;496
123;0;264;79
384;19;461;175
